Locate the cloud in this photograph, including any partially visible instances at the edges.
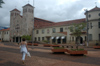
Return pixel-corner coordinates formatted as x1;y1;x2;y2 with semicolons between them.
0;0;100;27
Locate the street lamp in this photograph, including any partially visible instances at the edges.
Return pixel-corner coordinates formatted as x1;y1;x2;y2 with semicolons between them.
84;9;89;47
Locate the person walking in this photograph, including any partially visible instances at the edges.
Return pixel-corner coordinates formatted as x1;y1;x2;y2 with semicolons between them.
20;38;31;64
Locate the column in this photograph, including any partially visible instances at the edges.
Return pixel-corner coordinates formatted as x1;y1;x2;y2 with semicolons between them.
18;37;20;43
14;37;16;42
11;37;13;42
61;39;63;44
56;39;57;44
50;39;52;44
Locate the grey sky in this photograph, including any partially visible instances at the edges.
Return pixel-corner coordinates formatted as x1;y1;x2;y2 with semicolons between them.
0;0;100;27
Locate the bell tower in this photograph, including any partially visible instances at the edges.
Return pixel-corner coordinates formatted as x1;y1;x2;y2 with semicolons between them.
22;4;34;36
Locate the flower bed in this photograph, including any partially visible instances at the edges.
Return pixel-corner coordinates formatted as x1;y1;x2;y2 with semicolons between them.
93;46;100;49
51;47;67;53
33;43;38;46
51;45;60;47
43;44;51;47
27;43;32;46
66;49;87;55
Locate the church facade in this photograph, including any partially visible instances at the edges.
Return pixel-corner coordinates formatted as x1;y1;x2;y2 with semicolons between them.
0;4;100;46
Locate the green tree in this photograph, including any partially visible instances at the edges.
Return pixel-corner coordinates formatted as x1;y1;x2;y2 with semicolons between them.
0;0;4;8
21;35;31;41
69;22;86;49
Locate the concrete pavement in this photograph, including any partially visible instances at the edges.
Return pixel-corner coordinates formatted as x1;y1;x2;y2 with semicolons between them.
0;42;100;66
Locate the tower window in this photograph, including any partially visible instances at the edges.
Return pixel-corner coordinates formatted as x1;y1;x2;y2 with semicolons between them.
88;14;91;18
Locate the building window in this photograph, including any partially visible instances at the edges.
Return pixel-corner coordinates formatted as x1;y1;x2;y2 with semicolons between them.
7;31;8;34
36;30;39;34
98;22;100;28
90;23;92;29
98;13;100;16
52;28;56;33
60;28;63;32
85;36;86;41
89;34;92;41
35;37;37;41
47;29;49;34
42;29;44;34
99;34;100;41
42;37;44;41
88;14;91;18
38;37;40;41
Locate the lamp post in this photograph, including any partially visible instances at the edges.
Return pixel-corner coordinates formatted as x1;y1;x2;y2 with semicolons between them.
84;9;89;47
32;0;34;47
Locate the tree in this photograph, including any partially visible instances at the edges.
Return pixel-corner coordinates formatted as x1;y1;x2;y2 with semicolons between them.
21;35;31;41
0;0;4;8
69;22;86;49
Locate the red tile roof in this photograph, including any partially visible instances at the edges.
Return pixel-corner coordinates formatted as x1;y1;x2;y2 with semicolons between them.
11;8;20;12
34;17;54;28
23;4;33;8
35;18;86;29
89;6;100;12
0;28;10;31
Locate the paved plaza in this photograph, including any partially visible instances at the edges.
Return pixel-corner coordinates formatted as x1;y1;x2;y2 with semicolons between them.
0;42;100;66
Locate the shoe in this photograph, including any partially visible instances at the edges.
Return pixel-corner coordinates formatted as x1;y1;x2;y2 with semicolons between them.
27;52;31;57
22;61;25;64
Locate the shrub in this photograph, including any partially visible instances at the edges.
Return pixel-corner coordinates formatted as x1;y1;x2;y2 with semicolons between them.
71;49;84;51
53;47;64;49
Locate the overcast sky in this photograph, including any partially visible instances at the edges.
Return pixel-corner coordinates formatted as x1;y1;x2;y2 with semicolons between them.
0;0;100;27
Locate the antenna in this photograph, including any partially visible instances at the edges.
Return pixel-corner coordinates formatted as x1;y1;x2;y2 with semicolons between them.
95;2;97;7
15;6;16;9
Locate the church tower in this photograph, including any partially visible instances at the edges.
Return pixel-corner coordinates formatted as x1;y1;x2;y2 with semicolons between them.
22;4;34;36
10;8;22;42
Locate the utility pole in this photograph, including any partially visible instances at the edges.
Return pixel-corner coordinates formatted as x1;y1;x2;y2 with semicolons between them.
85;9;89;47
32;0;35;47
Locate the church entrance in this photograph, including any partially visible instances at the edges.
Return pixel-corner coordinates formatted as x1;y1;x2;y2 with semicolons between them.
13;37;21;43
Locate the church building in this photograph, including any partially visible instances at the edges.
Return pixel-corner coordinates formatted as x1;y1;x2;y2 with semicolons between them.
0;3;100;46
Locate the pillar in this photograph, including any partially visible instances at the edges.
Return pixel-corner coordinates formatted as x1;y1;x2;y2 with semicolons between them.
56;39;57;44
50;39;52;44
14;37;16;42
61;39;63;44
